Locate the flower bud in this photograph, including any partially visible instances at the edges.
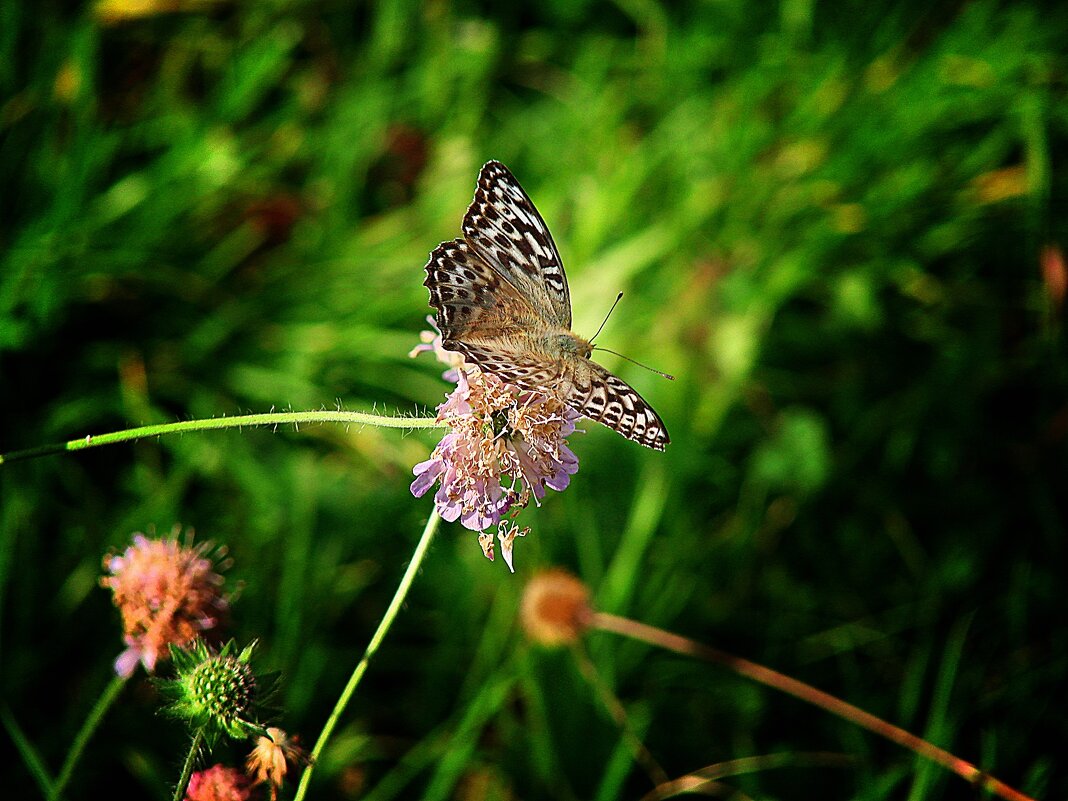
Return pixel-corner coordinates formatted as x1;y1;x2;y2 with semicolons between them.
159;640;272;748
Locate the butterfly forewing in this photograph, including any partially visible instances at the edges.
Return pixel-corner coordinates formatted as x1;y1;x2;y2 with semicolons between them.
423;161;670;451
462;161;572;329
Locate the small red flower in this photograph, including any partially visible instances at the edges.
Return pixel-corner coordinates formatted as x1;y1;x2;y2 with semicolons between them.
185;764;250;801
1041;245;1066;310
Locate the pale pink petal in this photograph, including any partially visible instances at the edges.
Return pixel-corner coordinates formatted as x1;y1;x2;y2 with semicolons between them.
114;647;142;678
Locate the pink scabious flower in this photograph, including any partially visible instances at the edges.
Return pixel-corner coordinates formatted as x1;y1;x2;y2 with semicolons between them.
411;345;580;557
100;527;228;678
185;764;250;801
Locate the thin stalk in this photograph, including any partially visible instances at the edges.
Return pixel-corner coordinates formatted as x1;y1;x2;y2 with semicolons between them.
50;674;127;801
172;729;205;801
572;646;669;787
1;704;55;799
639;752;856;801
293;510;442;801
0;411;446;466
592;612;1035;801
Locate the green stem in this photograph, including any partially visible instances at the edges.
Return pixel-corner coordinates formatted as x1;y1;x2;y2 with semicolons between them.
1;704;55;799
50;674;127;801
293;510;442;801
0;411;446;466
172;729;205;801
572;646;669;787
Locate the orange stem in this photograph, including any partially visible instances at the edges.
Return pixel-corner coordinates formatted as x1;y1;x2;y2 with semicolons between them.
591;612;1035;801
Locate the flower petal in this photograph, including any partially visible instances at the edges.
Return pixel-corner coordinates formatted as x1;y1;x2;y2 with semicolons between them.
410;457;445;497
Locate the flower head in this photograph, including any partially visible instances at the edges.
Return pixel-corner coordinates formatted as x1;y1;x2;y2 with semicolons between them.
158;639;275;749
1041;244;1066;310
411;368;580;536
184;764;250;801
521;569;592;646
101;527;229;677
247;727;307;801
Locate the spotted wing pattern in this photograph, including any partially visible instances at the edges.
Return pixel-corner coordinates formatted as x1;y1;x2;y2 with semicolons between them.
461;161;571;329
424;238;543;340
441;341;566;390
570;360;670;451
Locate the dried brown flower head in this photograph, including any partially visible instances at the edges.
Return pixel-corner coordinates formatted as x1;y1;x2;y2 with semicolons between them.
247;727;307;800
520;569;592;647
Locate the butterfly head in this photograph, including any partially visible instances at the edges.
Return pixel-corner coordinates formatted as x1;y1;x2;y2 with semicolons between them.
552;332;593;360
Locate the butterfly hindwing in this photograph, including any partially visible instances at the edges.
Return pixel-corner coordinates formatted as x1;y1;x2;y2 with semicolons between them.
444;341;670;451
441;341;566;390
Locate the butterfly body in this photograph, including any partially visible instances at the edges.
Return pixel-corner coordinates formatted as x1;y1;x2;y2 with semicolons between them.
424;161;669;451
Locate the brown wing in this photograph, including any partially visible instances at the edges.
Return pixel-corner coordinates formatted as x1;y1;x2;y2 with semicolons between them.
566;359;670;451
461;161;572;329
439;340;569;390
423;238;542;341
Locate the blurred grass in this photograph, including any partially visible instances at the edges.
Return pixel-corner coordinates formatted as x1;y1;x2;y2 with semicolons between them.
2;0;1067;798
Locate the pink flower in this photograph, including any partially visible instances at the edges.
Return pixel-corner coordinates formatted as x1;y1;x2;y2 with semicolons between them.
412;367;580;546
185;764;250;801
411;323;581;568
100;528;228;678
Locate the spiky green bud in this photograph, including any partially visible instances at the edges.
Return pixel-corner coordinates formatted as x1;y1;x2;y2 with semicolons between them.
158;639;273;748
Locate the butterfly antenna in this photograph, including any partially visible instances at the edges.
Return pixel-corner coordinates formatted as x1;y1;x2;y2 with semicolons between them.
590;292;624;345
591;346;676;381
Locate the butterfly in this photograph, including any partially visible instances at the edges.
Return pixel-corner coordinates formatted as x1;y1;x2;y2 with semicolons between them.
423;161;670;451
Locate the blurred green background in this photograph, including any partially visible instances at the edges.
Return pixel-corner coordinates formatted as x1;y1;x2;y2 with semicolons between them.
2;0;1066;798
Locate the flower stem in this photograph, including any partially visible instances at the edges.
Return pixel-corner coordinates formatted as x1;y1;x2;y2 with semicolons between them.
639;752;856;801
292;510;442;801
0;411;446;466
172;729;204;801
591;612;1036;801
50;674;127;801
572;646;669;787
1;704;55;799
